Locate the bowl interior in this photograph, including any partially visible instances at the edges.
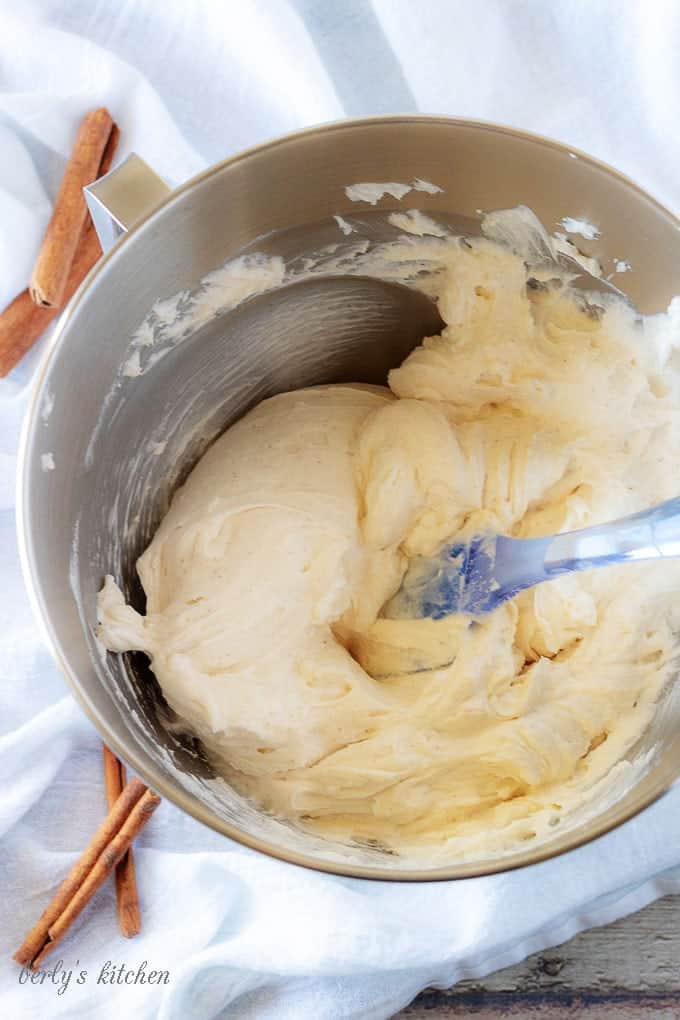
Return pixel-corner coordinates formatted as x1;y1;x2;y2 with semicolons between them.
21;117;680;878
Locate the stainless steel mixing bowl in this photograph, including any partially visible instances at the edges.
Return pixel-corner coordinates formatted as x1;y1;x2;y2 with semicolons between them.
18;116;680;879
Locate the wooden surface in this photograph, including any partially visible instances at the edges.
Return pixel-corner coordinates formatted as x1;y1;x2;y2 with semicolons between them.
396;894;680;1018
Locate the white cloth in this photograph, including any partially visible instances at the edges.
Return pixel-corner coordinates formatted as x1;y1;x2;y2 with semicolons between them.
2;2;680;1017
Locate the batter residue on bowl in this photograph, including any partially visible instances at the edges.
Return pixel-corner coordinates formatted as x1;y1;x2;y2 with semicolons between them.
98;227;680;859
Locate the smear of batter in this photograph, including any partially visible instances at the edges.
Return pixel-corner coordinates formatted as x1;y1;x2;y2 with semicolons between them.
98;231;680;859
333;215;355;236
388;209;447;237
560;215;601;240
344;178;443;205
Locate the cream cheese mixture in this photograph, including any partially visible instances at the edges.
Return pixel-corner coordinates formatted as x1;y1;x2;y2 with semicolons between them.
98;230;680;859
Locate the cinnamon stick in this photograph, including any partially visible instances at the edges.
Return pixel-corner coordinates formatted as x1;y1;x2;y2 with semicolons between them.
13;777;148;967
0;121;119;377
98;121;120;181
1;225;97;377
0;292;56;377
30;107;115;308
31;789;160;968
102;745;141;938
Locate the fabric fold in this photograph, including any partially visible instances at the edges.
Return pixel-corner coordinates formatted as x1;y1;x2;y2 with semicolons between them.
2;3;680;1017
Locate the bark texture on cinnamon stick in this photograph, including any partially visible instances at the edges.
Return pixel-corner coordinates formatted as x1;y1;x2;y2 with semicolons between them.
1;224;99;377
30;107;114;308
0;292;56;378
13;777;152;968
30;789;160;968
0;121;119;377
102;745;142;938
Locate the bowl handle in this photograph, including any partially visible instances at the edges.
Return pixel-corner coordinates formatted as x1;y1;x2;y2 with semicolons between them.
84;153;172;252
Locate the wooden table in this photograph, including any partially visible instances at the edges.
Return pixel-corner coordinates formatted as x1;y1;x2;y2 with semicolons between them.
396;895;680;1018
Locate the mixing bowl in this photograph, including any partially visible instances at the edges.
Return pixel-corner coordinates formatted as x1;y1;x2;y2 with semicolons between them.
18;116;680;879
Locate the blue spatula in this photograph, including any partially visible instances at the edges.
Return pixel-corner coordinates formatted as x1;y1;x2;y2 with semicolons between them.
383;496;680;619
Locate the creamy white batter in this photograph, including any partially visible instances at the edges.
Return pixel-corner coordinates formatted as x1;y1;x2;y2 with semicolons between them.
98;233;680;859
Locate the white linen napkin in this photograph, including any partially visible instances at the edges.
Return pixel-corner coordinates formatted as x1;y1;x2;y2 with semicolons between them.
2;3;680;1017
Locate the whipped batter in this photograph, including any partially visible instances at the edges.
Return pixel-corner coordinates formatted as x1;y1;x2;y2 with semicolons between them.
98;232;680;859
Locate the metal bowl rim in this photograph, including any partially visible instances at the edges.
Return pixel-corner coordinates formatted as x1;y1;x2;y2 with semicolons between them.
16;113;680;880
